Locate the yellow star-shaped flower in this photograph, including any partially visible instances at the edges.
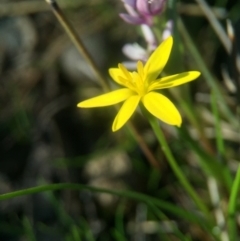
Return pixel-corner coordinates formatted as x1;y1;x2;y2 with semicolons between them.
77;36;200;132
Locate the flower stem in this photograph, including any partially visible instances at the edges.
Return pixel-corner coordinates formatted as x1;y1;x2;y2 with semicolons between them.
228;165;240;241
141;106;210;217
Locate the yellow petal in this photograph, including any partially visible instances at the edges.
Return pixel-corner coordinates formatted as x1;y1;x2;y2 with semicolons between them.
144;36;173;83
112;95;140;132
149;71;201;91
109;68;128;86
77;89;134;108
142;92;182;126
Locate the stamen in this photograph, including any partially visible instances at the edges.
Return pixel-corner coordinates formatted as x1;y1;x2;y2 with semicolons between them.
137;61;144;79
118;63;132;80
118;76;135;91
132;71;145;96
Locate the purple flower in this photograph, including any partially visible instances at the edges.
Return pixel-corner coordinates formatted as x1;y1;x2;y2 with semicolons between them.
120;0;165;25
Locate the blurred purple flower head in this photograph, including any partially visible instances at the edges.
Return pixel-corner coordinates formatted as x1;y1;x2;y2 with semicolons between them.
120;0;165;25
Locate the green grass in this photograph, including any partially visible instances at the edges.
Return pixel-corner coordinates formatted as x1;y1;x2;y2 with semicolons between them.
0;0;239;240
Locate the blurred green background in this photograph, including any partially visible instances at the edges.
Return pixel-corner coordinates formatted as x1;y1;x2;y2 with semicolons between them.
0;0;239;240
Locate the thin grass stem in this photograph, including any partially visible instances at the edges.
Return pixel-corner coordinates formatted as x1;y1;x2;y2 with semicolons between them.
178;18;238;129
210;91;226;159
0;182;215;237
194;0;231;54
45;0;109;91
140;106;210;218
228;165;240;241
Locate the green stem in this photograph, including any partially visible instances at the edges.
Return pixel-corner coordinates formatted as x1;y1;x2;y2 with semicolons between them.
142;107;209;217
228;165;240;241
210;91;226;159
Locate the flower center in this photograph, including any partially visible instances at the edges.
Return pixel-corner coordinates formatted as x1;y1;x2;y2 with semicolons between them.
118;61;149;97
132;71;146;96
